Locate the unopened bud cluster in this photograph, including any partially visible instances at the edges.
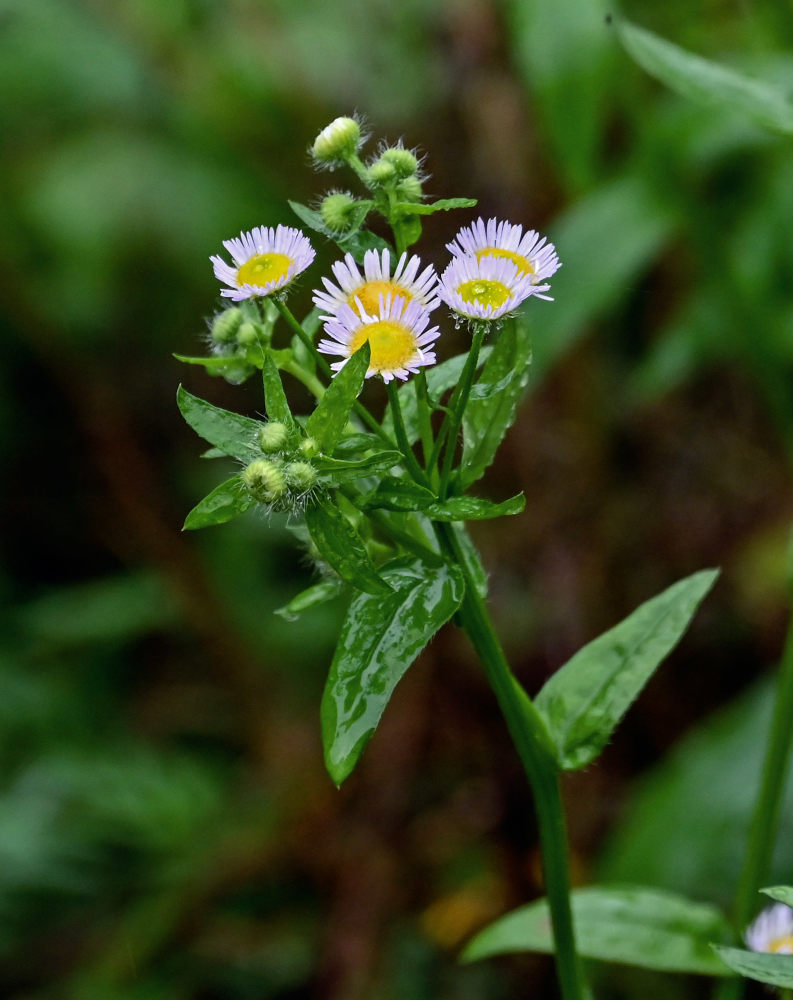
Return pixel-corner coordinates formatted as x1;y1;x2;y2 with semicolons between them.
242;422;320;510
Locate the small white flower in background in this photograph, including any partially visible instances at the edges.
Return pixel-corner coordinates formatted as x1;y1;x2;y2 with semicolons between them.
313;248;440;319
211;225;315;301
745;903;793;954
447;217;561;300
318;294;440;383
438;253;538;323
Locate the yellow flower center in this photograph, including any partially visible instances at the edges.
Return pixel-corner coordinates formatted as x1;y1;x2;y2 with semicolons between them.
769;935;793;954
349;319;417;372
236;252;292;288
348;280;412;317
459;279;510;310
477;247;535;277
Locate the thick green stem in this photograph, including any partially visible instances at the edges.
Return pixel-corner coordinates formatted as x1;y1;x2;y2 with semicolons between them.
414;371;435;467
716;611;793;1000
386;379;431;487
438;324;485;500
437;522;588;1000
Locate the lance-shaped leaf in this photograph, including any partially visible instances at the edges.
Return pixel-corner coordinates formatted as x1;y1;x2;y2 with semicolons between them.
762;886;793;907
305;342;370;454
305;499;392;597
313;450;402;481
261;351;293;424
427;493;525;522
460;316;532;488
322;556;465;784
361;477;437;513
393;197;477;216
274;578;347;622
463;885;731;977
616;19;793;137
713;947;793;987
177;385;262;464
535;569;719;770
183;475;257;530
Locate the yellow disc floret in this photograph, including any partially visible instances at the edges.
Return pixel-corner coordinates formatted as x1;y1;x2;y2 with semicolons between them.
477;247;535;278
236;253;292;288
349;281;412;317
769;935;793;954
349;320;417;373
458;279;510;311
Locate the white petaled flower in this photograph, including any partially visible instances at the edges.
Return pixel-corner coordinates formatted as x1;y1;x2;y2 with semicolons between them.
211;225;315;301
313;248;440;319
438;253;538;322
318;294;440;384
745;903;793;954
447;217;561;299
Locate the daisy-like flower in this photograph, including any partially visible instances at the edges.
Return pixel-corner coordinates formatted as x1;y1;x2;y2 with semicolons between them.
447;217;561;299
318;294;440;383
211;225;315;301
745;903;793;954
313;248;440;319
438;253;538;323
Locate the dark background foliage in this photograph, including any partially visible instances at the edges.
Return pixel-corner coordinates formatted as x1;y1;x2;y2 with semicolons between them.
2;1;793;997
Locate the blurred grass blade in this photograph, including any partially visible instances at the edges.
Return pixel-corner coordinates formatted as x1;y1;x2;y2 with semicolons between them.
616;19;793;135
713;946;793;987
463;885;731;976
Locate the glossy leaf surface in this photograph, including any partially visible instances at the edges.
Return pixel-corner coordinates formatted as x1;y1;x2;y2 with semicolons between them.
305;500;392;596
177;385;261;464
183;476;256;530
536;569;718;770
274;578;347;622
427;493;525;521
322;557;465;784
394;197;477;216
713;946;793;987
261;351;293;424
460;317;532;488
463;885;731;976
305;342;370;454
362;477;436;512
314;450;402;480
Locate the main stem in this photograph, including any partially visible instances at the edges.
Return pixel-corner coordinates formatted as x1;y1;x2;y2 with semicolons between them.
438;324;485;499
437;522;588;1000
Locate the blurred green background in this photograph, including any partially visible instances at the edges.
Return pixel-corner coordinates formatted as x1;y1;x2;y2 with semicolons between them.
3;1;793;997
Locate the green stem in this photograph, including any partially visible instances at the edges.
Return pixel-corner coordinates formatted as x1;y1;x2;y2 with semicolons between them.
386;379;431;487
438;323;485;500
414;371;435;467
717;610;793;1000
437;522;588;1000
282;361;325;401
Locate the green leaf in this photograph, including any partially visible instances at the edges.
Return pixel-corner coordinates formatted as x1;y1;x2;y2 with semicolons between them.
304;499;392;597
362;477;437;512
314;451;402;481
393;197;477;216
399;214;423;249
427;493;525;522
183;476;256;530
261;351;293;423
288;199;391;262
176;385;261;464
536;569;719;770
463;885;731;977
305;342;370;454
762;886;793;908
460;317;532;488
713;946;793;987
321;557;465;784
274;578;347;622
616;19;793;136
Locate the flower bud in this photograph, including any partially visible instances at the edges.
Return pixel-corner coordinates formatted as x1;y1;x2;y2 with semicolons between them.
299;437;319;458
396;175;424;202
380;147;419;178
284;461;317;492
242;459;286;502
320;192;357;232
367;158;396;186
236;321;260;348
259;422;289;453
210;307;244;345
312;116;361;165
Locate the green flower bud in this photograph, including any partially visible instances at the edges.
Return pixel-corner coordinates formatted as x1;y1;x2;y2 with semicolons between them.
299;437;319;458
312;116;361;165
367;158;396;186
396;175;424;202
210;307;244;345
242;459;286;502
380;147;419;178
284;461;317;492
259;422;289;453
236;321;260;348
320;192;356;232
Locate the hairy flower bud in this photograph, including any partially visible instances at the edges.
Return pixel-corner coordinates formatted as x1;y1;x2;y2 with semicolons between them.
380;147;419;178
259;422;289;453
242;459;286;502
312;116;361;165
396;175;424;202
299;437;319;458
320;192;357;232
366;158;396;186
236;321;260;348
284;461;318;492
210;307;244;345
